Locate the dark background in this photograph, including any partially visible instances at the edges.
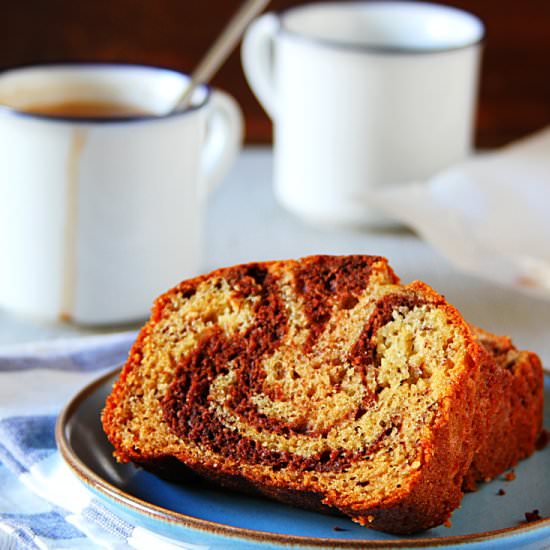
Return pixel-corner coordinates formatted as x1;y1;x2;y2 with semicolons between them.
3;0;549;147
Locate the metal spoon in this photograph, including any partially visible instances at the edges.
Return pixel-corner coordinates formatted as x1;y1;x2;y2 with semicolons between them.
171;0;271;112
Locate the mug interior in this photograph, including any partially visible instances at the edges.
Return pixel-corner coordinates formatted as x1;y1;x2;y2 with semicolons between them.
281;1;484;52
0;64;209;121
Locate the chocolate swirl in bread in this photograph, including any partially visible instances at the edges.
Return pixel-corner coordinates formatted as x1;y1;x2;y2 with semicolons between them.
102;255;543;534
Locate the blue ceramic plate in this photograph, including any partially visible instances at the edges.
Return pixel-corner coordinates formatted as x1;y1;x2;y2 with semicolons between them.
56;369;550;549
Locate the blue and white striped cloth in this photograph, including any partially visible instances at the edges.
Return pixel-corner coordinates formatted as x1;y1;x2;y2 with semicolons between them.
0;333;203;550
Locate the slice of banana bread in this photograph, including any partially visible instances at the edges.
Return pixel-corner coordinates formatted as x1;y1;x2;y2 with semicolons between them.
463;327;543;490
102;255;543;534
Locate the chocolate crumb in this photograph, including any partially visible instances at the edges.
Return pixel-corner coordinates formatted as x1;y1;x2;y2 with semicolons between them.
536;429;550;451
497;488;506;496
524;510;542;523
333;526;348;532
504;470;516;481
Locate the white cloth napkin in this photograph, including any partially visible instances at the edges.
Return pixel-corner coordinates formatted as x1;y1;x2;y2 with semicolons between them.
369;127;550;300
0;333;205;550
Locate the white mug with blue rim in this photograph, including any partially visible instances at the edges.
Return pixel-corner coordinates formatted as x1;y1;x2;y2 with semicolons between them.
242;1;484;227
0;64;243;324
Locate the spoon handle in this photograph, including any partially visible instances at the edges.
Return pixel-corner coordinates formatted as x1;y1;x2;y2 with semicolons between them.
173;0;271;112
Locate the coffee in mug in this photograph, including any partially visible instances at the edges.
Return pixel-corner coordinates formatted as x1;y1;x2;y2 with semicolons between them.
20;99;153;118
0;64;243;324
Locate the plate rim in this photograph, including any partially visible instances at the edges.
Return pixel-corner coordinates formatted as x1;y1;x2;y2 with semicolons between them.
55;366;550;548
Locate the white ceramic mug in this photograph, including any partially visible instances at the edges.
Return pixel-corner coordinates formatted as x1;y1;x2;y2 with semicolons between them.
0;64;243;324
242;1;484;226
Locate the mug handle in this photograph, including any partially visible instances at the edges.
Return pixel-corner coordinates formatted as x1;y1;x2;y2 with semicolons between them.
200;89;244;198
241;12;280;119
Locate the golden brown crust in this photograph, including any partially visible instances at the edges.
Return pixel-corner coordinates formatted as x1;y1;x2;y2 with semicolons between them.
101;255;544;534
